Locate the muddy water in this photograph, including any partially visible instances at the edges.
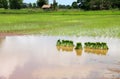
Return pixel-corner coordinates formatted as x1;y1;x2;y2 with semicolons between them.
0;36;120;79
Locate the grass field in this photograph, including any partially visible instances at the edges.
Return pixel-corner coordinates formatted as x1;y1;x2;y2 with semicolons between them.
0;9;120;37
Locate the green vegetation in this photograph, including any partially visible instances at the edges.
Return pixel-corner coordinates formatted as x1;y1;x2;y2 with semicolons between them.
56;39;109;55
74;0;120;10
0;0;23;9
56;39;74;47
56;39;61;46
84;42;109;50
37;0;48;8
0;0;119;10
0;10;120;38
56;39;74;52
0;0;8;9
52;0;58;10
75;43;82;49
9;0;23;9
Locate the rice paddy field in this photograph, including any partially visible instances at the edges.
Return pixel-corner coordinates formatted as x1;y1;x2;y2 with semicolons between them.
0;9;120;37
0;9;120;79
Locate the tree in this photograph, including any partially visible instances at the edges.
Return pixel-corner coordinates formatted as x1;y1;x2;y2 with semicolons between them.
66;5;72;9
112;0;120;9
77;0;84;3
77;0;84;8
9;0;23;9
59;4;66;9
33;3;37;8
80;0;120;10
58;4;71;9
0;0;8;9
0;0;4;8
0;0;1;8
37;0;48;8
72;1;78;9
3;0;8;9
52;0;57;10
100;0;112;10
22;3;28;8
28;3;32;8
80;0;91;10
89;0;101;10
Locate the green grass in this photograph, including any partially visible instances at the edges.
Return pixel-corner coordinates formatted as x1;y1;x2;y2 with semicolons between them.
0;9;120;38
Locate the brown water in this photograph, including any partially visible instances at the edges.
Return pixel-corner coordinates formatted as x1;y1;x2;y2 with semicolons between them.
0;36;120;79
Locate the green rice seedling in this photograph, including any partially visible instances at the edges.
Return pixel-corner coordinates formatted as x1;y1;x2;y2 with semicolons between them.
60;40;74;47
56;39;61;46
85;42;95;49
64;40;68;46
0;10;120;37
69;41;74;47
84;42;90;48
84;43;87;48
75;42;82;49
95;42;101;49
66;40;70;46
90;43;95;49
84;42;109;50
61;40;65;46
101;42;109;50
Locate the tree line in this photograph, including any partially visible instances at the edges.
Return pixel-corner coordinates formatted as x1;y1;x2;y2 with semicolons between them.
0;0;50;9
72;0;120;10
0;0;58;10
0;0;23;9
0;0;120;10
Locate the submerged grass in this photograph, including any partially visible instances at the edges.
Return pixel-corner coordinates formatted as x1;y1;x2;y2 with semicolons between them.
0;9;120;37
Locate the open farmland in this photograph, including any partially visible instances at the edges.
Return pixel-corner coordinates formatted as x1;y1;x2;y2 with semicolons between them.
0;10;120;37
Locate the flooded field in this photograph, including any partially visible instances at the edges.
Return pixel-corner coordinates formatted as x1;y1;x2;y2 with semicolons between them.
0;35;120;79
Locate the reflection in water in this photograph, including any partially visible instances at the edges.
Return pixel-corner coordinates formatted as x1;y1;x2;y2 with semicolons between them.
0;36;5;41
0;36;120;79
56;41;109;56
0;36;6;46
84;48;108;56
75;49;82;56
108;68;120;73
56;46;82;56
56;46;108;56
56;46;74;52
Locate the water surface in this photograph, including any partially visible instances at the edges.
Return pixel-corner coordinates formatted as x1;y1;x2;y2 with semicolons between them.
0;36;120;79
